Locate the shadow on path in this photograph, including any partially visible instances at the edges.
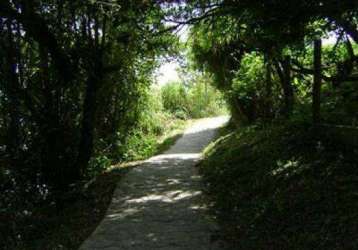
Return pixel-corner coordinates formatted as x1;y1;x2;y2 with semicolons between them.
80;116;229;250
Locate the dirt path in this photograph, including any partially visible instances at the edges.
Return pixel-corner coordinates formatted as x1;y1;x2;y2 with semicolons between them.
80;116;229;250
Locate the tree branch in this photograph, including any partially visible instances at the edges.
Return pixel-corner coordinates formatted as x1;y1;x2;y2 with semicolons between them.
0;1;73;83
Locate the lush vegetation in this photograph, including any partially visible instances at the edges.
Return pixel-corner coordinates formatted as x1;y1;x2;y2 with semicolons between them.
183;1;358;249
160;78;227;119
0;1;178;247
186;2;358;125
0;2;226;246
1;0;358;249
0;0;176;196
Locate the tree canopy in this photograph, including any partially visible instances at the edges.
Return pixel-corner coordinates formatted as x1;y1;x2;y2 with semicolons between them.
1;1;358;248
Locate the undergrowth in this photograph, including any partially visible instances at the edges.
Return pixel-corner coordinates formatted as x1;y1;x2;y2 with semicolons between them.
1;167;129;250
1;117;189;250
200;120;358;249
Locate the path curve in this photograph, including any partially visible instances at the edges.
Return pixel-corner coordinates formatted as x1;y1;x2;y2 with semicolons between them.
80;116;229;250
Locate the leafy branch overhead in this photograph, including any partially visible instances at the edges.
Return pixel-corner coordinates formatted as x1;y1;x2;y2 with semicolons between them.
1;1;358;248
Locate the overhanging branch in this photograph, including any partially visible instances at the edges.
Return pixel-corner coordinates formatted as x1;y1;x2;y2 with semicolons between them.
0;1;73;83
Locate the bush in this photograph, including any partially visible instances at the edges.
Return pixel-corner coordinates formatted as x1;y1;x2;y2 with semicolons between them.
160;79;227;119
161;81;189;116
187;77;227;118
106;86;187;163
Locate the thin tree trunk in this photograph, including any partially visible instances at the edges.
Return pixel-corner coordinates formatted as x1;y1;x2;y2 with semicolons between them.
229;97;249;125
313;39;322;125
282;56;294;116
75;15;103;179
75;72;99;178
39;46;61;188
264;54;273;119
274;56;294;117
5;20;21;165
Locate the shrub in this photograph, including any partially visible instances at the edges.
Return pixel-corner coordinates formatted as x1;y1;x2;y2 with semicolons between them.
160;79;227;119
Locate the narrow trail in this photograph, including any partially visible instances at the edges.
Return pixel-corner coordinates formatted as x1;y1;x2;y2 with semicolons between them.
80;116;229;250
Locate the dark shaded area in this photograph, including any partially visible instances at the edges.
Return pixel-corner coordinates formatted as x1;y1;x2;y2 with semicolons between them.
0;0;358;249
0;2;176;248
200;122;358;249
0;167;128;250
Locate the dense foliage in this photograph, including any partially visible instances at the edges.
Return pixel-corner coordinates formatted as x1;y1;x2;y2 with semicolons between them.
0;1;176;189
1;0;358;249
182;1;358;248
0;1;180;247
160;78;227;119
183;0;358;125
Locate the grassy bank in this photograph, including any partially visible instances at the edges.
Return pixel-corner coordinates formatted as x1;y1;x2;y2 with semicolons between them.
200;121;358;249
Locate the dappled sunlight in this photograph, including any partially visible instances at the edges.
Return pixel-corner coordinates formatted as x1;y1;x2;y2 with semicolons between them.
80;117;227;249
149;153;201;161
126;194;172;204
106;153;208;222
106;187;204;221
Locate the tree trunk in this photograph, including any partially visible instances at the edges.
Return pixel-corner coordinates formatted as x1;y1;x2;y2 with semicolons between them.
74;13;105;179
5;20;21;165
38;46;63;189
282;56;294;116
264;54;273;119
75;56;103;178
313;39;322;125
229;97;248;125
274;56;294;117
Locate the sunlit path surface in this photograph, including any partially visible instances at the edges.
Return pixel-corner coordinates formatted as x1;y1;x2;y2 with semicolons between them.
80;116;229;250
